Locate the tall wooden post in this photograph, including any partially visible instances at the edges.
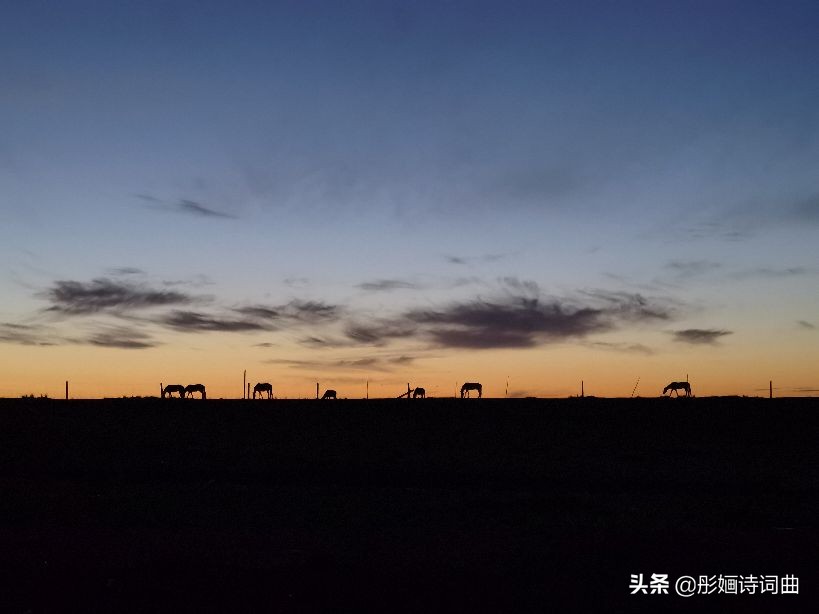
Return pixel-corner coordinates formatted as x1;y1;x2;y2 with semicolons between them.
65;380;68;400
316;383;319;399
243;370;247;399
581;380;584;398
366;380;369;400
247;383;251;399
407;383;411;400
770;381;773;399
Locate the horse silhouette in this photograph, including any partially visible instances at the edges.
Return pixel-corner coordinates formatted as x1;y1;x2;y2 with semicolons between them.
460;382;482;398
412;387;426;399
253;382;273;399
321;389;337;399
663;381;691;397
162;384;186;398
184;384;206;399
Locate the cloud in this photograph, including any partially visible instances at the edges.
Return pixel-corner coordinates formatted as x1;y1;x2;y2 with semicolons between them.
86;326;157;349
672;328;732;345
797;320;815;330
234;300;341;324
575;290;673;321
444;253;511;266
176;199;237;219
341;286;674;350
160;310;268;332
357;279;420;292
137;194;237;219
586;341;654;355
106;267;145;276
345;321;417;345
664;260;722;279
265;356;398;373
406;298;609;349
0;322;57;346
730;266;811;281
44;278;193;315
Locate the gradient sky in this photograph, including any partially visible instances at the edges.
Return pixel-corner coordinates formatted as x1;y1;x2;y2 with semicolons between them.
2;1;818;398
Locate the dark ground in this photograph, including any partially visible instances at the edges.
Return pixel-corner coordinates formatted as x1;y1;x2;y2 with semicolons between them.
0;397;817;612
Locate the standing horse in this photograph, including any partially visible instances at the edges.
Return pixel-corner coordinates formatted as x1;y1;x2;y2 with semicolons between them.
162;384;186;398
460;382;482;398
184;384;207;399
253;382;273;399
412;387;426;399
663;381;691;397
321;389;337;399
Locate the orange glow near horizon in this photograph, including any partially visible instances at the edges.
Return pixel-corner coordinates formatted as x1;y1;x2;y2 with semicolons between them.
3;334;818;399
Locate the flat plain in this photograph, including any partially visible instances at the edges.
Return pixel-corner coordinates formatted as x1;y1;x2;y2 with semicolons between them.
0;397;817;611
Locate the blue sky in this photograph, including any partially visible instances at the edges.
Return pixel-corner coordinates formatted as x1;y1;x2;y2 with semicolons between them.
2;1;818;397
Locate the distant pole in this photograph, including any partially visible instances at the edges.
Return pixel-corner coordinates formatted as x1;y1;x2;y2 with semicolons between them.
407;383;411;400
770;380;773;399
243;370;247;399
505;376;509;398
65;380;68;400
247;383;251;399
316;383;319;399
581;380;584;398
160;382;163;398
366;380;369;400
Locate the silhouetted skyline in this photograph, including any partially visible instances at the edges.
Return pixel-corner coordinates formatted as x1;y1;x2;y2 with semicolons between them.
1;1;818;398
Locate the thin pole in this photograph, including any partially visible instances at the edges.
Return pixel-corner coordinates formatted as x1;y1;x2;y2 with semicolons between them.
366;380;369;400
581;380;584;398
316;383;319;399
247;383;251;399
770;380;773;399
65;380;68;400
505;376;509;398
407;383;411;400
243;370;247;399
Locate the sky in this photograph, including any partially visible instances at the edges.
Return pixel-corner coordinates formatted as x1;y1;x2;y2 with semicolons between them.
1;0;818;398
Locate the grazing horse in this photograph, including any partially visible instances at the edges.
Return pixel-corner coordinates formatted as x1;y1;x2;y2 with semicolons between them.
412;387;426;399
162;384;186;398
663;381;691;397
253;382;273;399
321;389;337;399
184;384;207;399
460;382;482;398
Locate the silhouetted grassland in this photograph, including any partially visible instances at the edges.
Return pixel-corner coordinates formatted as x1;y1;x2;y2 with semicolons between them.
0;397;816;611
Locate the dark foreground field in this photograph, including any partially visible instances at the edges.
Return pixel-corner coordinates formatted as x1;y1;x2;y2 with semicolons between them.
1;397;817;612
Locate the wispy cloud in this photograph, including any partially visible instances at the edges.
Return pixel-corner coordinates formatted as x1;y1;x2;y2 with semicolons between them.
44;278;193;315
797;320;815;330
265;355;403;373
357;279;420;292
664;260;722;279
159;310;268;332
444;253;511;266
343;287;674;350
106;267;145;276
585;341;654;355
672;328;732;345
0;322;57;346
137;194;237;219
176;199;236;219
728;266;811;281
86;326;157;349
234;300;341;324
